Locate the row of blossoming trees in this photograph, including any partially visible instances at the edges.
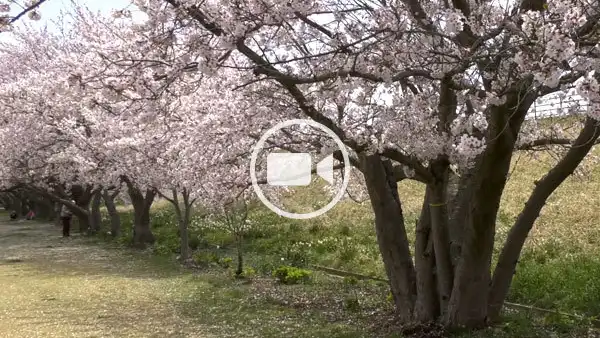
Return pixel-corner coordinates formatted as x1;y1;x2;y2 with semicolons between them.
0;0;599;330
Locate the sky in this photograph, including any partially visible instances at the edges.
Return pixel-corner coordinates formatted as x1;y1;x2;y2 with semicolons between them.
1;0;142;43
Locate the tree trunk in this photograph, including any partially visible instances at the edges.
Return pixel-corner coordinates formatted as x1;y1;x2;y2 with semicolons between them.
123;177;156;248
360;152;416;321
132;190;156;247
20;196;28;216
74;210;91;233
170;188;191;261
72;185;93;233
413;189;439;321
103;190;121;238
34;197;54;220
182;190;193;260
447;168;475;269
11;193;23;216
488;117;600;321
89;189;102;234
235;233;244;276
446;93;533;327
428;161;454;317
54;202;62;227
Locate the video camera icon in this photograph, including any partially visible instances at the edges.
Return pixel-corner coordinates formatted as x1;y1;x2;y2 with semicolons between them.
250;119;351;220
266;153;334;186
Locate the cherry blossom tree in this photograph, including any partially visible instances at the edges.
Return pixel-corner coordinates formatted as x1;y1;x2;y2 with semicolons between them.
129;0;600;328
0;3;258;251
0;0;47;32
1;0;599;330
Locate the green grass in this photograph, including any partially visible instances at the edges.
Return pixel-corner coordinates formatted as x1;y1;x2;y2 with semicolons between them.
1;147;599;337
141;148;600;337
0;222;384;337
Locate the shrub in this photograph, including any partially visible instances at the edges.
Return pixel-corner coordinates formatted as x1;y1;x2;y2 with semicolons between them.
273;265;312;284
154;243;176;256
240;267;256;279
218;256;233;269
188;234;200;250
193;251;219;267
151;207;177;229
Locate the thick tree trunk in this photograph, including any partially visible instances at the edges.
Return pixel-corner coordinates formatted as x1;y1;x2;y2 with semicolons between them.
428;161;454;317
447;168;475;269
446;92;533;327
34;198;54;220
74;210;91;233
413;189;439;321
20;197;28;216
360;153;416;321
170;188;191;261
103;190;121;238
54;202;62;227
488;117;600;320
73;185;93;233
89;189;102;234
11;193;23;216
132;191;156;247
123;177;156;248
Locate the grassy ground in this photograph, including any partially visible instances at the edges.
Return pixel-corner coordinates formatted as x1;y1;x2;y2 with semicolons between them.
1;148;599;337
3;221;595;338
0;220;394;337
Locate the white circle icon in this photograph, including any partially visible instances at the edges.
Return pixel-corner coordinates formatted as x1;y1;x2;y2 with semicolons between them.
250;119;351;219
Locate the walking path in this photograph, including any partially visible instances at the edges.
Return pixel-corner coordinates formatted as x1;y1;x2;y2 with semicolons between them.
0;220;210;338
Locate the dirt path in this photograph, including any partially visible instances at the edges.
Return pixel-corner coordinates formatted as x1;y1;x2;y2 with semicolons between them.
0;220;211;338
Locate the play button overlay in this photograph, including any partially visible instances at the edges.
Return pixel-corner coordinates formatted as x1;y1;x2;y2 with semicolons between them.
316;154;334;185
250;119;351;220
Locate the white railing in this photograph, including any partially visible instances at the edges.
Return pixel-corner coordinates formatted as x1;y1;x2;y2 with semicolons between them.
527;93;589;118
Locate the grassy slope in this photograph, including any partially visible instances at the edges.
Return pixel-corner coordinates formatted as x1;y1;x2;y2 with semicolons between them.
1;147;599;337
137;148;600;336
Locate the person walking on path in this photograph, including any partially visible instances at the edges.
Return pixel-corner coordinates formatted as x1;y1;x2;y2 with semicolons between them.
60;202;74;237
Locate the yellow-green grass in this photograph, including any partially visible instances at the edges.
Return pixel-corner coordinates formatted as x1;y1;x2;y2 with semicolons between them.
0;221;380;338
3;145;597;338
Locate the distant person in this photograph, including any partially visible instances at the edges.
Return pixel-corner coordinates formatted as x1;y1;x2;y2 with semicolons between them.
60;202;74;237
25;210;35;220
9;210;17;220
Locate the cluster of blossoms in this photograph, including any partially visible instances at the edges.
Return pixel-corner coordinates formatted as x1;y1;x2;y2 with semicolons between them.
0;5;258;210
0;0;598;209
128;0;599;171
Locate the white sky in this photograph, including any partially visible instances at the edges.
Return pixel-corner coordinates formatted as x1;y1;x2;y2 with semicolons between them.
1;0;140;43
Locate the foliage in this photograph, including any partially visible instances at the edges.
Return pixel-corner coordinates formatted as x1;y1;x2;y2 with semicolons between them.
219;256;233;269
239;266;256;279
273;265;312;285
192;251;219;268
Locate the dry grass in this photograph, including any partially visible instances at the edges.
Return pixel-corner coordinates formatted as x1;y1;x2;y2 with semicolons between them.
294;147;600;255
2;146;596;338
0;221;376;338
0;222;212;338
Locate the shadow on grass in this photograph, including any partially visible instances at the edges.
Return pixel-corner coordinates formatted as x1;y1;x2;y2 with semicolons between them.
0;221;187;280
